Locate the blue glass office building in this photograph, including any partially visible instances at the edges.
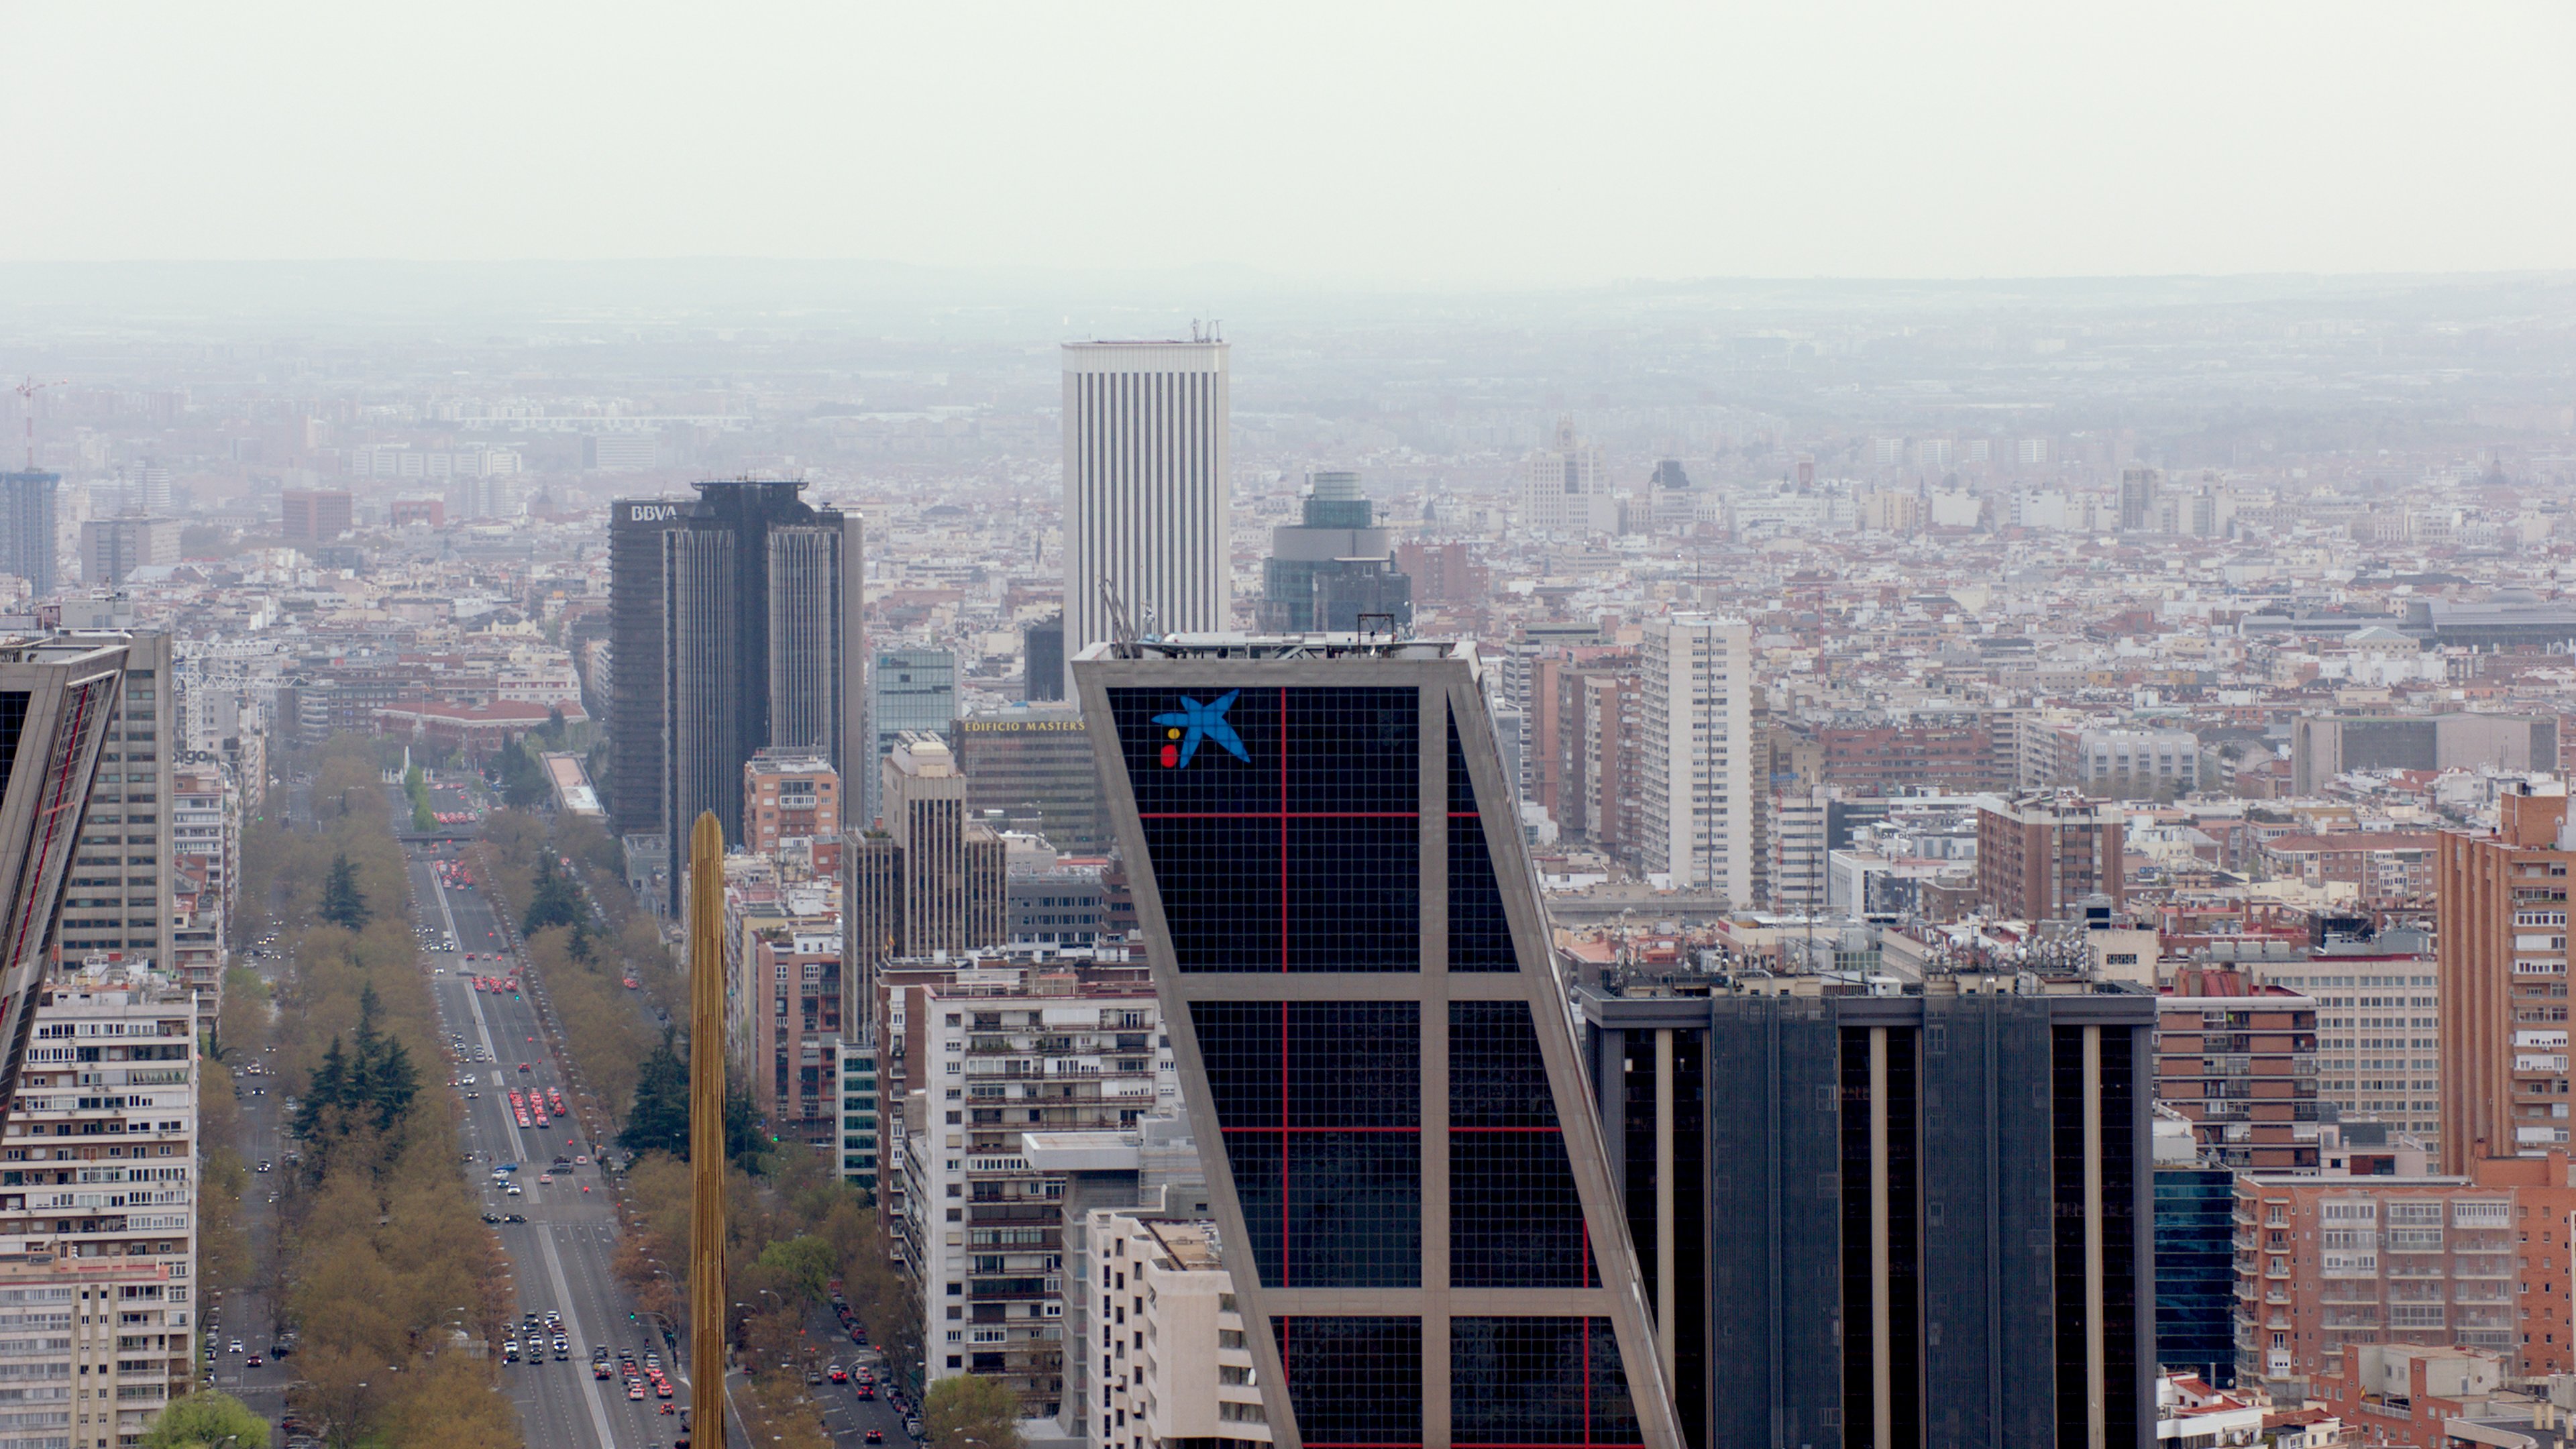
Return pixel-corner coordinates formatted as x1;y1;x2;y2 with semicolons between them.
1079;639;1681;1449
2154;1165;2238;1388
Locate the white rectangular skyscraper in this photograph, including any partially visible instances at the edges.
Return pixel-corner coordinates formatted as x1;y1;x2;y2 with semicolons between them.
1640;614;1756;904
1061;339;1231;690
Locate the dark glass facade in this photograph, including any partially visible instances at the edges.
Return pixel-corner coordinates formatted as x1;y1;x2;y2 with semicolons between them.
1089;655;1680;1449
1275;1317;1424;1447
1449;716;1518;972
2055;1026;2143;1448
1452;1317;1643;1448
1840;1028;1923;1449
1580;987;2158;1449
1193;1000;1421;1287
1112;685;1419;973
2154;1166;2239;1388
1452;1000;1596;1288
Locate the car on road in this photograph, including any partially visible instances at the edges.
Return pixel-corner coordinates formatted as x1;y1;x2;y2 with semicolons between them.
228;1340;243;1354
518;1063;531;1073
828;1364;846;1383
537;1173;552;1185
501;1213;525;1224
626;1382;645;1401
504;1183;522;1196
254;1161;272;1173
480;1213;502;1224
865;1433;883;1445
246;1354;262;1367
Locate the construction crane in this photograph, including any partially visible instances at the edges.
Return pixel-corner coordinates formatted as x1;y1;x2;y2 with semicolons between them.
11;378;66;472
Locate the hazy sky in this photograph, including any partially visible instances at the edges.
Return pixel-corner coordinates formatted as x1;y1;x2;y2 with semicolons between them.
9;1;2573;285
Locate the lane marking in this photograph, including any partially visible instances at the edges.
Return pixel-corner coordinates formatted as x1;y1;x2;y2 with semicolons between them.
539;1217;622;1448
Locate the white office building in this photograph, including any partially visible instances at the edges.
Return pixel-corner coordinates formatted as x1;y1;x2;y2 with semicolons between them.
1640;614;1757;904
1517;416;1615;535
1061;340;1231;688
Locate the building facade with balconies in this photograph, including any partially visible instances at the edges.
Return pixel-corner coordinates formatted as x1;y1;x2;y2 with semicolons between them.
2232;1153;2576;1394
908;973;1174;1420
0;969;200;1441
2156;969;2321;1172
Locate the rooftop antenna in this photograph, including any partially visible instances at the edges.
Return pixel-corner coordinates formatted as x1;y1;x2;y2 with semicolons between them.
12;378;66;472
1100;578;1140;657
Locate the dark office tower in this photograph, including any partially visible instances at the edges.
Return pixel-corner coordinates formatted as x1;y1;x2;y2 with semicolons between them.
607;497;687;837
0;636;129;1101
1256;471;1413;633
2117;466;2160;533
1022;614;1065;702
953;704;1105;853
1576;978;2156;1449
1648;459;1697;530
2154;1164;2238;1389
0;473;59;598
660;480;863;910
1076;637;1683;1449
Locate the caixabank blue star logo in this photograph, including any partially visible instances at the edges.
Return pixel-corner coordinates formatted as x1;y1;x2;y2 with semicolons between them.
1152;690;1249;769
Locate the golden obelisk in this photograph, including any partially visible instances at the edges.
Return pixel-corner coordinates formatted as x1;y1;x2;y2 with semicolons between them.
687;812;728;1446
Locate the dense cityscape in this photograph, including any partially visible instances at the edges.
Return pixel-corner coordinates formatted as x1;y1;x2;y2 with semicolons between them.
0;264;2571;1448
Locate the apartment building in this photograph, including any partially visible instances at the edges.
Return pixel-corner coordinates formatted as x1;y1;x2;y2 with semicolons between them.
1811;710;2012;794
1977;792;2127;921
0;1256;189;1449
2261;832;2440;903
2040;725;2202;796
718;860;841;1146
1640;614;1756;902
2155;969;2320;1172
168;765;235;1033
906;971;1175;1420
2436;785;2575;1174
0;969;201;1444
2249;931;2442;1150
1082;1214;1271;1449
2233;1153;2576;1391
741;750;841;856
1024;1116;1210;1449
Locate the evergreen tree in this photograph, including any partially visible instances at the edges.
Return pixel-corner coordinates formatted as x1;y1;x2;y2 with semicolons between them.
491;738;549;808
290;1036;350;1144
364;1035;418;1132
614;1036;765;1167
619;1038;689;1159
726;1086;765;1171
522;855;583;936
318;853;369;930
